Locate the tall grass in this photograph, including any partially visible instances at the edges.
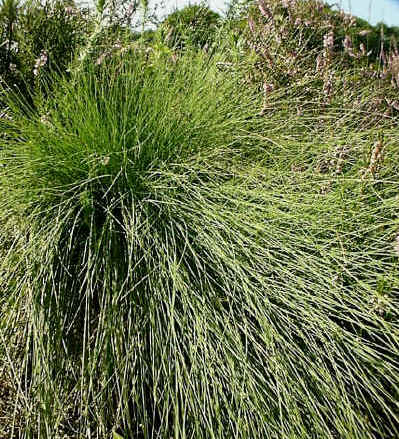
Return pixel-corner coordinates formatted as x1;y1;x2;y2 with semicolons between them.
1;46;399;439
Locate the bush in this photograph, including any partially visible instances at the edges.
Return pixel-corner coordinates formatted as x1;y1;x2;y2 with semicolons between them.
160;4;220;49
220;0;399;122
0;0;92;100
0;0;22;92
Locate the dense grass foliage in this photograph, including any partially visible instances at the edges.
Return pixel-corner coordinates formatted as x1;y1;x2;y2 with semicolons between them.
0;53;258;437
1;1;399;438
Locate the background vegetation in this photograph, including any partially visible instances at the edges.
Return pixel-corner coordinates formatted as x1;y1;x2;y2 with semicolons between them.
0;0;92;103
1;0;399;438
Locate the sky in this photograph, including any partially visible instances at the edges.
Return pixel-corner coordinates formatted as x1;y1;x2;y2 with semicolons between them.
337;0;399;26
157;0;399;25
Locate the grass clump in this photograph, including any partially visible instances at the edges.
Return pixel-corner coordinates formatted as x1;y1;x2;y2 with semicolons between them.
0;52;261;437
0;2;399;438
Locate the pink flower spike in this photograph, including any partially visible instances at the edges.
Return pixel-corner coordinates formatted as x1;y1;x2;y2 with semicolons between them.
258;0;271;18
248;16;256;34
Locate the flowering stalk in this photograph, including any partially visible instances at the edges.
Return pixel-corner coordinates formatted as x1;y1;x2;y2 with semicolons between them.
394;235;399;257
33;50;48;76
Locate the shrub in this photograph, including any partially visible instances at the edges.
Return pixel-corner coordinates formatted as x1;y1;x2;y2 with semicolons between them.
220;0;399;123
0;0;92;100
160;4;220;49
0;0;22;92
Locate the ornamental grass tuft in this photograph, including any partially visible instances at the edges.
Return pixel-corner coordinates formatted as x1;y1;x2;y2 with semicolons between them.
0;49;399;438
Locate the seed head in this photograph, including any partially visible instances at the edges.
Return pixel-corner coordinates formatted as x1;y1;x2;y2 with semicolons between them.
258;0;271;18
323;31;334;51
33;50;48;76
248;16;256;34
394;235;399;257
263;82;274;93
